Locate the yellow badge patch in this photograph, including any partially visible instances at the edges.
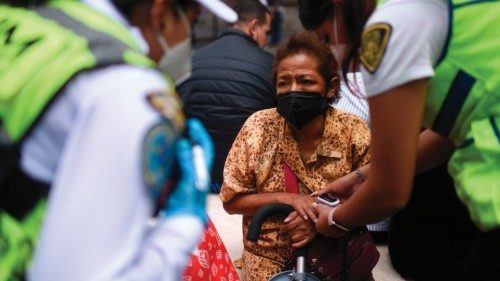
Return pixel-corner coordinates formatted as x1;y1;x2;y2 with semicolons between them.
360;23;392;73
146;89;185;135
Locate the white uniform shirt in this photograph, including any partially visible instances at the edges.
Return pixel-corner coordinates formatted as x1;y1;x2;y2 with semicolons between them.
361;0;449;97
358;0;448;232
26;1;203;280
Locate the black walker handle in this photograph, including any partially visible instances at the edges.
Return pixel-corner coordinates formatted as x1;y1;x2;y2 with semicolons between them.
247;203;293;241
246;203;307;257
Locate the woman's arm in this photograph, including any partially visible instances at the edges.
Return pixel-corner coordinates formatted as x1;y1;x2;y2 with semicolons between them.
311;164;370;201
224;192;317;221
315;78;428;236
224;192;318;248
313;129;455;202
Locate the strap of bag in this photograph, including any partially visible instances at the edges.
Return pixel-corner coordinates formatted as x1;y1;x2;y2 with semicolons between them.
283;162;298;194
283;162;352;281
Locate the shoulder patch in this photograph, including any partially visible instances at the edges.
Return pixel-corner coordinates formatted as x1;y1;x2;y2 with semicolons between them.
142;123;177;199
360;23;392;73
146;89;185;134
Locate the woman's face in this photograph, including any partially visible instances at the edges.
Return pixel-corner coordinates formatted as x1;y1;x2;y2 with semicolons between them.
276;53;327;96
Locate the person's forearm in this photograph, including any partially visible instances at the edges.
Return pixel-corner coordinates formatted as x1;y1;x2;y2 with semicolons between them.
341;164;371;197
108;216;204;281
354;164;370;184
223;192;295;216
331;79;428;228
416;129;455;174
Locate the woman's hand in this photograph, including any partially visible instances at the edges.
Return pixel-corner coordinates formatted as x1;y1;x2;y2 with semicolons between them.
283;211;316;248
310;174;357;202
312;203;345;238
310;166;369;202
286;193;318;222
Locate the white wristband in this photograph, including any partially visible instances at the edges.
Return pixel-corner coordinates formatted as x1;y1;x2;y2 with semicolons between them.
327;207;350;233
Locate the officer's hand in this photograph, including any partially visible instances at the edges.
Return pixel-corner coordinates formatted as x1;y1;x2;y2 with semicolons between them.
161;119;214;224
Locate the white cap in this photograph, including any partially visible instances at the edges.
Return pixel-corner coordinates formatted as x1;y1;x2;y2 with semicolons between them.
195;0;238;23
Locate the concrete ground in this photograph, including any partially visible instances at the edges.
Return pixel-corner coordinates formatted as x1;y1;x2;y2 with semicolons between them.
207;195;407;281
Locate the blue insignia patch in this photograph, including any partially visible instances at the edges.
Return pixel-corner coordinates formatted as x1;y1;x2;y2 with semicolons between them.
142;122;177;200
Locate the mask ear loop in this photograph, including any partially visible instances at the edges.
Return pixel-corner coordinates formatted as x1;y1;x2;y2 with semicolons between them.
156;32;170;53
333;14;339;46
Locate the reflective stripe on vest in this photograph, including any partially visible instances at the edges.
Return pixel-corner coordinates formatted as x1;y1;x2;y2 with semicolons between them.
0;2;153;145
424;0;500;144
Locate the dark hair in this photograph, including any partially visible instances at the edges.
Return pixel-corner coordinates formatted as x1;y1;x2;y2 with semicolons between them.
297;0;333;31
272;32;341;104
233;0;270;24
297;0;375;77
0;0;48;6
111;0;154;19
179;0;199;10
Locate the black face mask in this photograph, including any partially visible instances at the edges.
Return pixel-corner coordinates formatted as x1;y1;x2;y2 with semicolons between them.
276;91;330;130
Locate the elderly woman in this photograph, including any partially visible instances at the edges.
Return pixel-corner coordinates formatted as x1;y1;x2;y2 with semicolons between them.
219;32;371;280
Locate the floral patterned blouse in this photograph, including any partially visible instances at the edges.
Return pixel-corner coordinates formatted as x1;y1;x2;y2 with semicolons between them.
219;107;370;279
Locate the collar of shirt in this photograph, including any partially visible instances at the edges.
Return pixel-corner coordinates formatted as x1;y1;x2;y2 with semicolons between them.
277;107;342;166
275;107;342;194
220;28;259;47
82;0;150;54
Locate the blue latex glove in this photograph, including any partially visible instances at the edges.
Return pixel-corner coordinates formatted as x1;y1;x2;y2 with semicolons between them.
161;119;214;224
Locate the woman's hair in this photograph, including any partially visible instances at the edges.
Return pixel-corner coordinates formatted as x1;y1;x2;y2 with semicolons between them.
272;31;341;104
297;0;375;77
341;1;375;76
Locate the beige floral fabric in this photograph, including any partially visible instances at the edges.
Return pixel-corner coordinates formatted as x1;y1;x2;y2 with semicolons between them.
220;107;371;281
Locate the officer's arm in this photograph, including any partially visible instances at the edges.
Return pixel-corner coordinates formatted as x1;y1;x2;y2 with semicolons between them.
29;66;205;281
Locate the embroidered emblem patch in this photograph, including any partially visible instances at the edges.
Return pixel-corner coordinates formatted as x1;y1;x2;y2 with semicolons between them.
142;123;177;199
146;89;184;135
360;23;392;73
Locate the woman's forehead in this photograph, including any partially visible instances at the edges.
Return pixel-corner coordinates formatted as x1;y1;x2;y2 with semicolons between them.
278;53;319;71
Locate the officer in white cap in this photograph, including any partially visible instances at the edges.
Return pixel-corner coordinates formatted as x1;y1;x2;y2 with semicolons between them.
0;0;236;280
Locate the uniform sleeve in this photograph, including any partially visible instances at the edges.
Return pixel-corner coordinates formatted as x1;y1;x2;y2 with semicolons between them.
219;113;262;203
350;117;371;169
360;0;448;97
29;66;203;281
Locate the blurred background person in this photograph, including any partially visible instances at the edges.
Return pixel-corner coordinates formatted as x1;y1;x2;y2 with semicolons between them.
179;0;274;193
267;0;284;47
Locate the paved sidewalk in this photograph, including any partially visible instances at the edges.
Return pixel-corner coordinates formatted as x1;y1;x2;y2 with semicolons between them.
207;194;406;281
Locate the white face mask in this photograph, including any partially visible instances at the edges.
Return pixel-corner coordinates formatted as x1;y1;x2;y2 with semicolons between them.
156;10;192;85
328;15;347;64
157;35;192;85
